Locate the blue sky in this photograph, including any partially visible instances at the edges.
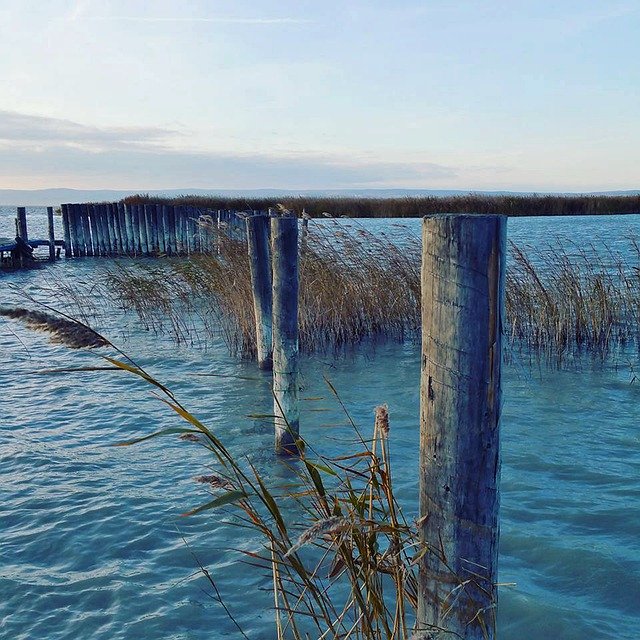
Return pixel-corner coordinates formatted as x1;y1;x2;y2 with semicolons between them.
0;0;638;191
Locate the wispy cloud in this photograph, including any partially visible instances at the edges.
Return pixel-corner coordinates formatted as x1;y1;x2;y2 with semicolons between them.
0;110;178;150
0;111;455;189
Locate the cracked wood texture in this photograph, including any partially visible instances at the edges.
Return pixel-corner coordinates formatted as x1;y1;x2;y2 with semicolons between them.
271;215;300;454
417;214;506;639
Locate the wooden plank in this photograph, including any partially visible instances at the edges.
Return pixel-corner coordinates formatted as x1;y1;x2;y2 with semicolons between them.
246;215;273;370
417;214;506;639
69;204;81;257
123;203;134;255
270;215;300;454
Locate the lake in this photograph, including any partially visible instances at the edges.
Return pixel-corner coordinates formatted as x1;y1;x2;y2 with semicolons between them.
1;207;639;639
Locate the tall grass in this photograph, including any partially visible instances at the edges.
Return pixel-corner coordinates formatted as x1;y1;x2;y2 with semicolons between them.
103;218;640;362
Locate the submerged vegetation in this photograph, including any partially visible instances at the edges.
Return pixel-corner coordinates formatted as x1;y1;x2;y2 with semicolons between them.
101;219;640;363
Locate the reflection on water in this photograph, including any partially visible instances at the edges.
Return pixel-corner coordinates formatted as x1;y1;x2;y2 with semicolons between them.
1;209;639;639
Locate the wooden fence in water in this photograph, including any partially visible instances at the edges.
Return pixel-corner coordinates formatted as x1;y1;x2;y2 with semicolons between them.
60;203;248;258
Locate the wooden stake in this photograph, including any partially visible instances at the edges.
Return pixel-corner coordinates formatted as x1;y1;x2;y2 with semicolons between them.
246;215;273;370
417;214;506;640
271;215;300;455
16;207;28;242
47;206;56;260
61;204;72;257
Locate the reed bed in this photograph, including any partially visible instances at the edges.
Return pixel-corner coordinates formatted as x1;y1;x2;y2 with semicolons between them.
105;219;421;356
103;218;639;363
124;192;640;218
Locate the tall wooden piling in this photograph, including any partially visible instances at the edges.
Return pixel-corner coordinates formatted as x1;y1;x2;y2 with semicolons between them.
47;207;56;260
123;203;134;255
61;204;72;257
270;215;300;454
417;214;506;639
246;215;273;370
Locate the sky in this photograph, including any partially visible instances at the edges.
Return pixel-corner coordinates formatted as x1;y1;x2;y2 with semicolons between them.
0;0;638;192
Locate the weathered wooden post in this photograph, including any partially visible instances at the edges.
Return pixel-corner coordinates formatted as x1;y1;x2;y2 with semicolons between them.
123;203;135;255
417;214;506;640
88;205;101;256
47;207;56;260
80;204;93;256
246;215;273;370
130;204;142;255
110;203;122;255
68;204;81;257
61;204;72;257
16;207;28;242
271;214;299;454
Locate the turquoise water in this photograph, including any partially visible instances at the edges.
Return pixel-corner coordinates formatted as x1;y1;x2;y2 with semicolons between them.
1;209;639;639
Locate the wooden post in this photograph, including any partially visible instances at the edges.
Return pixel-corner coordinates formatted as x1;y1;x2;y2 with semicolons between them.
417;214;506;639
246;215;273;370
61;204;72;257
142;205;154;255
88;205;101;256
123;203;135;255
104;203;115;255
161;205;170;255
80;204;93;256
94;204;106;256
270;215;299;454
137;205;148;255
110;203;122;255
68;204;81;257
165;205;173;255
47;206;56;260
16;207;28;241
117;202;128;255
130;204;141;255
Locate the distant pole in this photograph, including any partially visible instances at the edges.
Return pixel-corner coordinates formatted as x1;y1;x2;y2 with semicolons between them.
47;207;56;260
246;215;273;370
417;214;506;639
61;204;72;258
271;215;299;455
16;207;28;242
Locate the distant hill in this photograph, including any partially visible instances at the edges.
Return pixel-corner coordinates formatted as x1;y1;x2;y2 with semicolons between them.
1;187;639;206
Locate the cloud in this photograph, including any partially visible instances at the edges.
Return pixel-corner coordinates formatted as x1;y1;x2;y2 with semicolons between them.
0;110;177;150
0;110;455;189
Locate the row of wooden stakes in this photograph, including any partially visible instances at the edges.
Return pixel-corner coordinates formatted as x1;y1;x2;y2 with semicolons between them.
60;203;246;258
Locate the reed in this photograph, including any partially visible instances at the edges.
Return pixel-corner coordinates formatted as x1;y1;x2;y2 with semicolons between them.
103;218;639;362
122;192;640;218
105;219;422;356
